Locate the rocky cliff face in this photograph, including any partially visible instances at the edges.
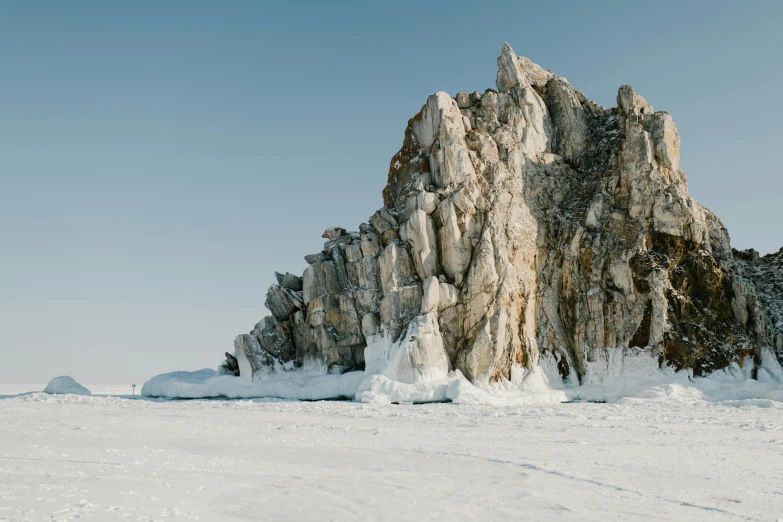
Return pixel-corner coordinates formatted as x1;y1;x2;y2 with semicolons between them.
735;247;783;357
224;43;783;388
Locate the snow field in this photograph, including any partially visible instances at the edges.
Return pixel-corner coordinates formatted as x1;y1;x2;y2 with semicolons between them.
0;392;782;521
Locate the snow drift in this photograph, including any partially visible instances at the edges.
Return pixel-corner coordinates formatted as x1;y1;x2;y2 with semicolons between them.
143;347;783;404
43;376;91;396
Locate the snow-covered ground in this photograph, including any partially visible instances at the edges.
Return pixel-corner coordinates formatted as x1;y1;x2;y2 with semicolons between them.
0;385;139;397
0;392;782;521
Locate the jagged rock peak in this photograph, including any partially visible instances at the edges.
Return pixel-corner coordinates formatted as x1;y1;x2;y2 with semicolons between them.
617;84;653;118
496;42;556;92
496;42;529;91
221;42;782;391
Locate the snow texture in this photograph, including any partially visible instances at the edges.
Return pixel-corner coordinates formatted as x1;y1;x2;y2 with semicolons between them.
42;376;91;396
1;390;782;520
141;368;365;401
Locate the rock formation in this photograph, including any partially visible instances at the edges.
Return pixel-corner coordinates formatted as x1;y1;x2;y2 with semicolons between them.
225;43;783;388
735;247;783;357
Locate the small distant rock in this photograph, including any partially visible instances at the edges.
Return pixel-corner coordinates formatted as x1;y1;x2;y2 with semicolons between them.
322;227;346;239
280;272;304;291
455;92;471;109
304;252;329;264
323;235;353;251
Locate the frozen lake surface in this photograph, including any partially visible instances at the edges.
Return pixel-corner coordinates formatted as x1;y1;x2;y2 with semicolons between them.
0;391;782;521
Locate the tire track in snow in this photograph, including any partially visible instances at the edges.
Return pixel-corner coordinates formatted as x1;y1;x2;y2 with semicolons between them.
0;455;272;478
411;449;763;522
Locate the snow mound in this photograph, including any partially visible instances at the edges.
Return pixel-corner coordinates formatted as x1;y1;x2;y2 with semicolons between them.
43;376;91;396
141;368;365;401
142;345;783;405
143;309;783;406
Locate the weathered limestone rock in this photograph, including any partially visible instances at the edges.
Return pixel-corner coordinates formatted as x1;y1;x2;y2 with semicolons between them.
303;261;341;304
400;209;440;280
378;242;416;295
323;235;353;251
617;84;653;121
417;191;439;214
544;77;588;165
222;351;239;376
421;276;440;314
234;333;275;381
304;252;329;264
322;227;347;239
265;285;302;322
736;247;783;359
226;42;781;386
253;316;295;361
380;285;422;342
518;55;554;88
438;282;458;310
280;272;303;291
645;112;680;170
496;42;528;92
435;197;475;286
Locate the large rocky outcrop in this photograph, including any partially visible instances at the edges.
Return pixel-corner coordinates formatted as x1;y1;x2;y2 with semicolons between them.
221;43;782;387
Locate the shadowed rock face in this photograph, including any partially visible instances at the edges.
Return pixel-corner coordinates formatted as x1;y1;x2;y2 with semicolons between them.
226;43;782;384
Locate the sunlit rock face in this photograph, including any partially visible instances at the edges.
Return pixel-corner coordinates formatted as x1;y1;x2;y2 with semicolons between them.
223;42;782;385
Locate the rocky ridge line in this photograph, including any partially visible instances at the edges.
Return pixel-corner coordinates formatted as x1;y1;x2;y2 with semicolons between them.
221;43;783;389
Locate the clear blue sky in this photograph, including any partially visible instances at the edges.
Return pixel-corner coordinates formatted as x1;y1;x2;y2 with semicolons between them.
2;1;781;384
